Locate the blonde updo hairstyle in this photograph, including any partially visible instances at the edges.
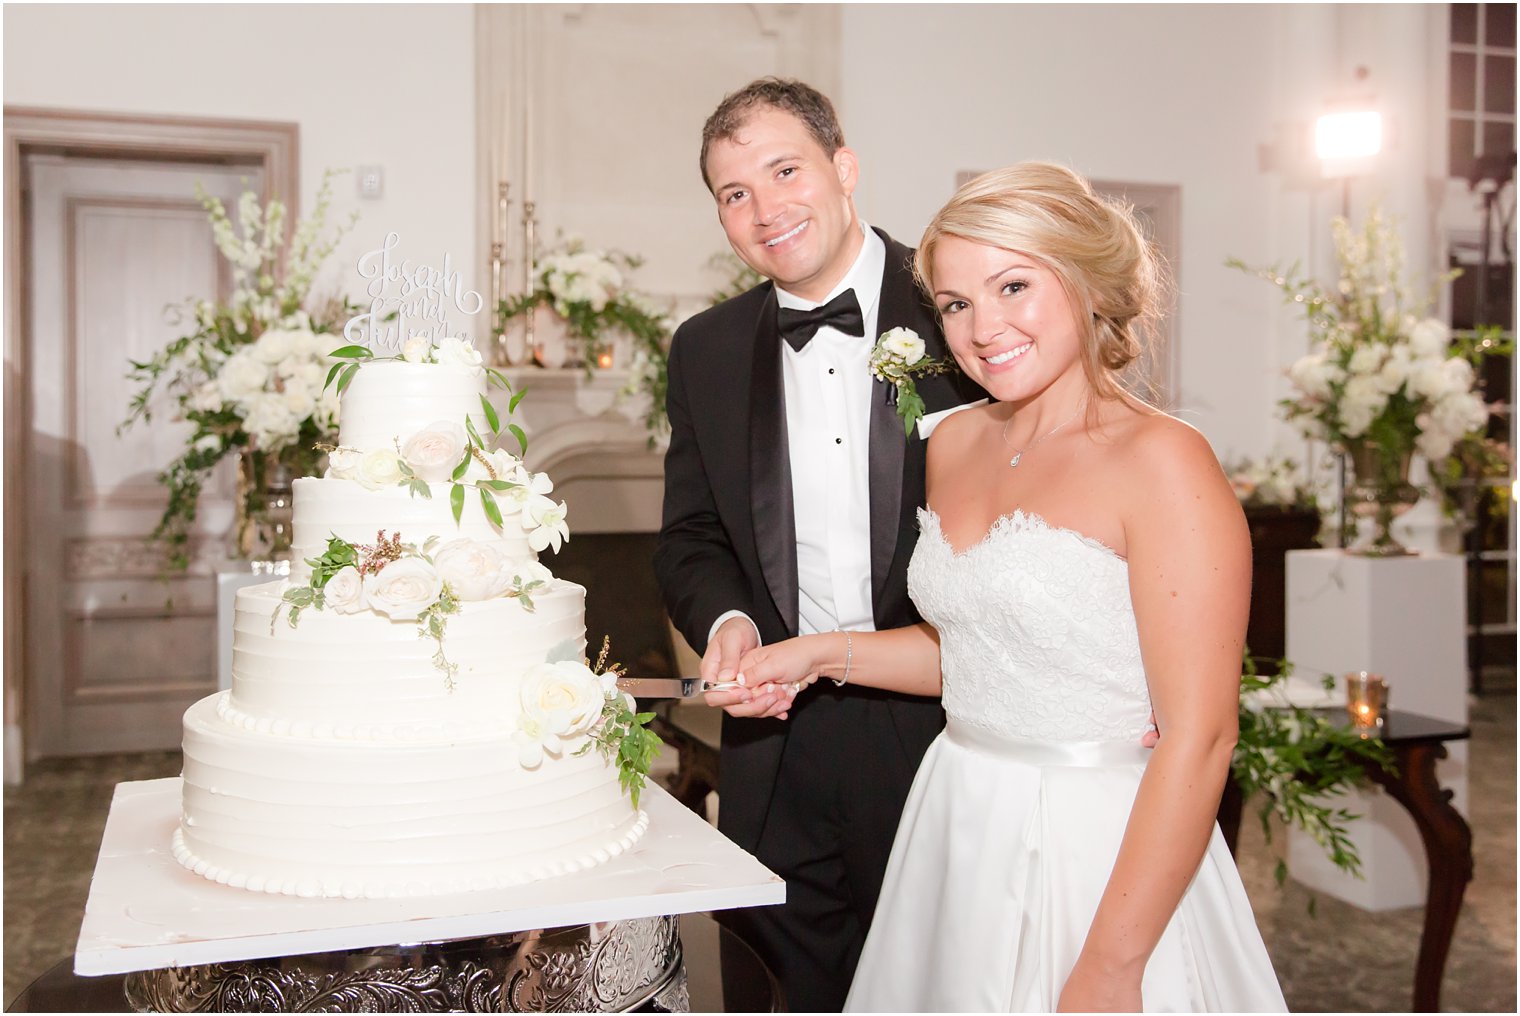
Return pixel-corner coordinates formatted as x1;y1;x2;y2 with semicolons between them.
914;161;1166;404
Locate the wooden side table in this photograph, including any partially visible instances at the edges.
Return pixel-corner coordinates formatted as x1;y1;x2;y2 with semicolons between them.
1219;709;1472;1013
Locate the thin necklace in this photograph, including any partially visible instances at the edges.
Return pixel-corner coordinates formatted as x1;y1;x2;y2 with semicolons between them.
1001;401;1084;468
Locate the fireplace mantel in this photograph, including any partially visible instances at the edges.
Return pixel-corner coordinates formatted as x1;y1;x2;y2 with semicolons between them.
496;367;665;534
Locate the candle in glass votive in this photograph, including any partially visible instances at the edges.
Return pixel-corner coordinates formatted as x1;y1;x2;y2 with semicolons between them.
1344;671;1388;729
596;351;614;369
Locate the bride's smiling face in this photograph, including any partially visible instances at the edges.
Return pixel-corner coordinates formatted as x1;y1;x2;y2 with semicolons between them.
931;236;1086;404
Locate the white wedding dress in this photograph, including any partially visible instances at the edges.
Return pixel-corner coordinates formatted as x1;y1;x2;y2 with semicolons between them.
845;509;1286;1013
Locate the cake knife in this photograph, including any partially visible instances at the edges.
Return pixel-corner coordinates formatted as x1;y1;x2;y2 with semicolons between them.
615;677;745;699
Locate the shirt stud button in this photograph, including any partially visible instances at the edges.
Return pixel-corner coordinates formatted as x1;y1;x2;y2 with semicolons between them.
835;438;843;444
828;368;835;374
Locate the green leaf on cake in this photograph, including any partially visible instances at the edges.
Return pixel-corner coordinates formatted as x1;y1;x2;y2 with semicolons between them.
465;414;485;450
485;367;510;390
480;395;500;434
479;487;504;528
323;362;345;392
450;482;465;524
509;387;527;414
451;451;472;482
508;423;528;455
336;362;361;395
328;344;373;360
477;479;517;491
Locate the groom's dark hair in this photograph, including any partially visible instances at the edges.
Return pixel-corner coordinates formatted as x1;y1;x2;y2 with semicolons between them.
700;77;846;191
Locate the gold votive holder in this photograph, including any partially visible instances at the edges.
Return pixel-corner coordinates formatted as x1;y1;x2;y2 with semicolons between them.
1344;671;1388;730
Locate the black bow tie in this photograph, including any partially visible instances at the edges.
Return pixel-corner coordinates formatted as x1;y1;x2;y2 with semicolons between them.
777;289;865;351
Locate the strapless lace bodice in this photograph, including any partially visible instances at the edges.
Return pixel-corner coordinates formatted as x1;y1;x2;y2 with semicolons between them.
908;508;1151;742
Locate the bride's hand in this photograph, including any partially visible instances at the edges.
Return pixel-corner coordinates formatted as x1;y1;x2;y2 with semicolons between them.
1055;952;1142;1013
733;635;833;719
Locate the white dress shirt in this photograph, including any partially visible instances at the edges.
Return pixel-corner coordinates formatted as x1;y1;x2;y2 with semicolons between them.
709;224;883;647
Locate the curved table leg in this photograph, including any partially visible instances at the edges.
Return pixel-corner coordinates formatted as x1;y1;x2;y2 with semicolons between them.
1365;742;1474;1013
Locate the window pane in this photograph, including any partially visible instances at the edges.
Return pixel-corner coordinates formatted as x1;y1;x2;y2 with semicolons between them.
1451;117;1477;178
1454;2;1480;44
1486;2;1516;47
1482;118;1514;159
1485;55;1516;113
1452;51;1478;111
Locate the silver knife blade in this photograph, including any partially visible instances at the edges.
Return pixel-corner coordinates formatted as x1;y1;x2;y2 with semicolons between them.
615;677;744;699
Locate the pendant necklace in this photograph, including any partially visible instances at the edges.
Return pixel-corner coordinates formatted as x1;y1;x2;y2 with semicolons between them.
1001;401;1084;469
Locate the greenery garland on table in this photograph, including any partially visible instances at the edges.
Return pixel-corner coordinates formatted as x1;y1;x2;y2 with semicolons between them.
1234;654;1395;887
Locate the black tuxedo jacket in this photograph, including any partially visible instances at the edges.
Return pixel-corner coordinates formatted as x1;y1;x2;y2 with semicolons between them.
653;228;986;851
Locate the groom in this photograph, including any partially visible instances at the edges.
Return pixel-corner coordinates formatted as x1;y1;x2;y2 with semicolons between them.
654;78;985;1010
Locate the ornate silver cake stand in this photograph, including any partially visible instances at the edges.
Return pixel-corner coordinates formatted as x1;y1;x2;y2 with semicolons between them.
122;917;687;1013
76;779;782;1013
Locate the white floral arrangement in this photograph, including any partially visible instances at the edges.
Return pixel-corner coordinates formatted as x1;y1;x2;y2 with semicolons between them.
1231;210;1495;468
497;238;674;380
122;169;358;569
1225;454;1321;511
868;327;958;435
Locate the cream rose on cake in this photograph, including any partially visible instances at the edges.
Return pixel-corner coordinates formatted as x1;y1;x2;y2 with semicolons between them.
363;557;443;621
401;421;468;483
432;538;513;601
323;566;367;615
514;661;605;767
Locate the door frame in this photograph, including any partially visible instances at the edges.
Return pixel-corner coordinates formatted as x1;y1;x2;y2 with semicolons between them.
3;108;298;783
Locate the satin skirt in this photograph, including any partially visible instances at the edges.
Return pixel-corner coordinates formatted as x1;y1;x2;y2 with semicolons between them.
844;722;1286;1013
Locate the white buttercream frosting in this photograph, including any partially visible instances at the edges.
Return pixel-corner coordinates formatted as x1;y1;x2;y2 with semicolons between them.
337;359;491;454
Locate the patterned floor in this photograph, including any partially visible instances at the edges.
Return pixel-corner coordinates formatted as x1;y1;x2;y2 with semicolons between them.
4;691;1514;1012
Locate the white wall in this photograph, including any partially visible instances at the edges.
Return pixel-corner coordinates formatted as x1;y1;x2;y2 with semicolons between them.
840;3;1445;462
3;3;477;324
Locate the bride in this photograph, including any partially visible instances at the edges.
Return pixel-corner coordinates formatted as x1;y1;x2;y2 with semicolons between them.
731;162;1286;1012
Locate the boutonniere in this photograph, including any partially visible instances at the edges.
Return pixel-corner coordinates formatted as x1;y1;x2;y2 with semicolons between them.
868;328;959;436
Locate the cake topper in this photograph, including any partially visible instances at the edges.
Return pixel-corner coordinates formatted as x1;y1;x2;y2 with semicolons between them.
344;232;484;354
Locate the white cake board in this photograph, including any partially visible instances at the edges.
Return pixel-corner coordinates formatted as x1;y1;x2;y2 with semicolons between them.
75;778;782;976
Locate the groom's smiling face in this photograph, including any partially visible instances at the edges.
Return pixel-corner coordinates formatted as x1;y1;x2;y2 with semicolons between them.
705;106;862;303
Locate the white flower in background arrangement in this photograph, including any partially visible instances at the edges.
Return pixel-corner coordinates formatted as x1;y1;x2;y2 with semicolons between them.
400;420;468;483
514;660;606;768
355;448;405;491
363;557;443;621
241;392;301;451
217;349;270;402
282;385;317;420
433;336;484;374
193;435;221;454
525;495;571;553
252;328;301;365
1408;318;1450;357
432;538;513;601
402;335;433;364
323;565;367;614
187;380;225;413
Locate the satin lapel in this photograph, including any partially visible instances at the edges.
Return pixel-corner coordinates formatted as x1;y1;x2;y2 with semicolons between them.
868;236;914;607
748;295;799;635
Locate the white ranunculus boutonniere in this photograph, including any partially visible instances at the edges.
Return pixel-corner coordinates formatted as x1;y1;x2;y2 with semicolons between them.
868;327;960;436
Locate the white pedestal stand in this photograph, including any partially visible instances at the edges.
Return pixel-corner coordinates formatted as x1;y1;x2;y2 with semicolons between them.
76;779;782;976
1283;549;1468;910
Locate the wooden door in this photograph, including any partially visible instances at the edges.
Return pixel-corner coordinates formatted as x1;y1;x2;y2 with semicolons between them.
23;154;260;757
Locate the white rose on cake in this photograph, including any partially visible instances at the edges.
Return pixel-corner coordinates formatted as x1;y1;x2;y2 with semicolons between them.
433;336;484;375
356;448;406;490
327;446;363;480
514;660;605;768
363;557;442;621
433;538;513;601
323;566;367;615
402;335;433;364
401;421;468;482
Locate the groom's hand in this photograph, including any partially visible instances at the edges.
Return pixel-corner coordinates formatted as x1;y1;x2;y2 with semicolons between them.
701;617;790;719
